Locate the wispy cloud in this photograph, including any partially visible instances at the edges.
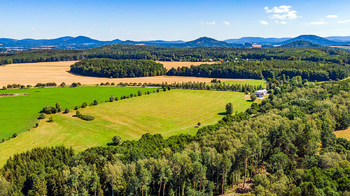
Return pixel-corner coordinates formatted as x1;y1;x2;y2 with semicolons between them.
338;19;350;23
223;21;229;25
310;21;328;25
31;28;36;30
327;15;338;18
275;21;287;24
200;21;204;25
207;21;215;25
260;20;269;25
264;5;299;20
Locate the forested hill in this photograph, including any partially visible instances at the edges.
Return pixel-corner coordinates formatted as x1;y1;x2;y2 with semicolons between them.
1;44;350;65
281;40;323;48
4;77;350;195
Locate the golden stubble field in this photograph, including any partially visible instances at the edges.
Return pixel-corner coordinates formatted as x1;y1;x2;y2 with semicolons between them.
0;61;249;86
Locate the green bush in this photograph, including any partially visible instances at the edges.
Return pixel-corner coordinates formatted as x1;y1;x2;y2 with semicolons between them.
81;102;87;108
64;108;70;113
41;106;52;114
80;115;95;121
48;116;54;123
112;135;122;145
38;113;46;119
138;90;142;96
12;133;17;138
109;95;115;102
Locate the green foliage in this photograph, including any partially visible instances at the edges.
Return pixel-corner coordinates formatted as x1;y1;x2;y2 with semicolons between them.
225;102;233;115
138;90;142;96
109;95;115;102
64;108;69;113
251;93;257;101
48;116;54;123
38;113;46;119
112;135;122;145
70;58;167;78
81;101;87;108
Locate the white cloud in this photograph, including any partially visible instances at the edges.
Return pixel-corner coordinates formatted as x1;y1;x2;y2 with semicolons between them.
265;5;299;20
207;21;215;25
200;21;204;25
31;28;36;30
260;20;269;25
223;21;230;25
281;21;287;24
265;5;291;13
310;21;328;25
327;15;338;18
338;19;350;23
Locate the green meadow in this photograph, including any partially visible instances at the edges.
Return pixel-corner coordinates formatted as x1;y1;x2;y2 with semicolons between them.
0;86;150;140
218;79;266;87
0;89;252;166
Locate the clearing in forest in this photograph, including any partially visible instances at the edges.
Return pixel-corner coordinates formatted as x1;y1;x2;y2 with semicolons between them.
0;89;252;166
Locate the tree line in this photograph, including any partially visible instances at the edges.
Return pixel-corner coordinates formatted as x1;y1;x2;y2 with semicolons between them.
167;60;349;81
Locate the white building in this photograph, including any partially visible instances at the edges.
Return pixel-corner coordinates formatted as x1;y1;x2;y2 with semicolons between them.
255;89;268;97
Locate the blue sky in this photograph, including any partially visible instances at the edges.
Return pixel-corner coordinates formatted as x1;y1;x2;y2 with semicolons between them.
1;0;350;41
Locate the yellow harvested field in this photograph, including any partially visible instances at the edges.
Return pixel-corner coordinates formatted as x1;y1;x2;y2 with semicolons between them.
335;128;350;141
0;61;249;86
156;61;216;69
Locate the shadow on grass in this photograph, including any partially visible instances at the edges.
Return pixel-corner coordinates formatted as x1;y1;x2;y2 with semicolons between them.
217;112;227;115
107;142;117;146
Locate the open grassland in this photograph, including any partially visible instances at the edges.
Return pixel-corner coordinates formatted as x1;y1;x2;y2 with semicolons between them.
218;79;266;87
0;86;150;140
0;89;251;166
0;61;246;87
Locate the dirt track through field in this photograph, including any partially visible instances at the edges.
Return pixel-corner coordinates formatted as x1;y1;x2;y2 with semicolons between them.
0;61;249;86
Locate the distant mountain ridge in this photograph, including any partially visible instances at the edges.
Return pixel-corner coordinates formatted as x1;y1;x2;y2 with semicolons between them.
0;35;349;50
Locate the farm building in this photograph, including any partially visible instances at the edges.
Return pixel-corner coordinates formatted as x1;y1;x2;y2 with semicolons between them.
255;89;267;97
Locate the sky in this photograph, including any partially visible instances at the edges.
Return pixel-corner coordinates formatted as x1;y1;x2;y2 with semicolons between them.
1;0;350;41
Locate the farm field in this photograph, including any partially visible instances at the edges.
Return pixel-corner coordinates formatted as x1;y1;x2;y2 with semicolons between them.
0;86;150;140
218;79;266;87
156;61;216;69
0;89;251;166
0;61;241;87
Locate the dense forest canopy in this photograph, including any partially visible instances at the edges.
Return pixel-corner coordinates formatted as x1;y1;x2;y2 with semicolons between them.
3;77;350;195
167;60;349;81
70;59;167;78
0;44;350;65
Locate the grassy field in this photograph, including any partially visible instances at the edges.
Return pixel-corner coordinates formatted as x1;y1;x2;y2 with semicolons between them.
0;86;150;140
0;89;251;166
218;79;266;87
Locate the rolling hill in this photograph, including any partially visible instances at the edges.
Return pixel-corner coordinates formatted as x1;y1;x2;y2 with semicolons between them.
280;40;324;48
